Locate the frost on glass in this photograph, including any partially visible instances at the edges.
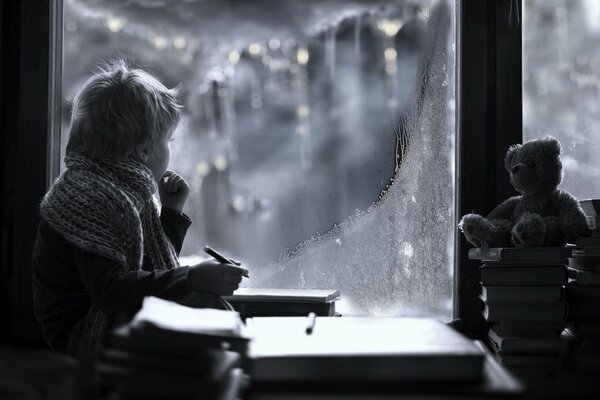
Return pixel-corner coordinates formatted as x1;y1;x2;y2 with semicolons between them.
62;0;454;318
251;3;454;318
523;0;600;199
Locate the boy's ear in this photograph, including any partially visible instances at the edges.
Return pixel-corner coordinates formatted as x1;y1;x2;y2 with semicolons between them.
135;142;151;162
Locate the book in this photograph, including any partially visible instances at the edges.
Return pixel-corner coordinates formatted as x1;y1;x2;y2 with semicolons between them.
574;236;600;248
99;347;232;376
572;247;600;257
480;266;567;286
229;301;336;317
248;317;484;383
469;247;573;261
482;258;568;267
568;255;600;272
128;320;251;356
567;298;600;321
568;267;600;285
487;327;563;355
566;283;600;321
481;299;568;322
490;321;566;339
225;288;340;317
115;297;252;356
587;216;600;230
579;199;600;217
481;285;563;302
566;282;600;298
133;296;246;337
106;325;217;358
226;288;340;303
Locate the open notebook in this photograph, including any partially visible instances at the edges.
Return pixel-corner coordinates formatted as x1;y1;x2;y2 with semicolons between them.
247;317;485;383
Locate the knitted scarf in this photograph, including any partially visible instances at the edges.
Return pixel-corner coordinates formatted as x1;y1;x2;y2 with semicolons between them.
40;153;179;371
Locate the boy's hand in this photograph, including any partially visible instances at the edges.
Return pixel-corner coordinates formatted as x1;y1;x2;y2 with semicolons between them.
158;170;190;215
187;259;249;296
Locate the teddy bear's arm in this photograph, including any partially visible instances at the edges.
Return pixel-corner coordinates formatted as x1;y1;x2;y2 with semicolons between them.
487;196;520;221
554;190;589;243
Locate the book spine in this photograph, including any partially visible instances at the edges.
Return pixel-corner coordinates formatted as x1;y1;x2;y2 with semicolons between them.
483;302;567;322
230;301;335;318
481;268;567;286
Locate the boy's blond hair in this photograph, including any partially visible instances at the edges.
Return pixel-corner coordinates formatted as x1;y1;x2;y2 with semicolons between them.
66;59;181;160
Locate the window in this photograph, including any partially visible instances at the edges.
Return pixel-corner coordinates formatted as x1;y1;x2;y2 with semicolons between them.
60;0;456;318
523;0;600;200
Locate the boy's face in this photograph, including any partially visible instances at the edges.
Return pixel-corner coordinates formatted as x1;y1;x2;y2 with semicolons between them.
144;128;174;184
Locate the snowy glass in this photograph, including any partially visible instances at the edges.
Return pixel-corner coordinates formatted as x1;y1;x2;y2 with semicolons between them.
62;0;455;318
523;0;600;200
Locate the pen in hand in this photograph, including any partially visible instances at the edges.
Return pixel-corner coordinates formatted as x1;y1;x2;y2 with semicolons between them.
203;245;250;278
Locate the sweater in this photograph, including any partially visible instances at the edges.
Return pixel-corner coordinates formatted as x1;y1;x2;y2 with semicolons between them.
32;206;192;352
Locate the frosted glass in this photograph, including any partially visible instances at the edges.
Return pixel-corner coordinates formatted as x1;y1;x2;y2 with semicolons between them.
523;0;600;200
62;0;455;318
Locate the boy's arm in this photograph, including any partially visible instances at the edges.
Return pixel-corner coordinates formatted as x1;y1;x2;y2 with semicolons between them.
160;206;192;255
73;248;193;314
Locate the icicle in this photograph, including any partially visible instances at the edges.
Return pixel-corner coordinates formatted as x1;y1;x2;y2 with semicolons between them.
383;36;398;111
247;43;264;128
203;83;218;138
218;74;238;163
555;0;570;71
294;44;311;170
298;97;312;171
325;27;337;79
354;14;361;57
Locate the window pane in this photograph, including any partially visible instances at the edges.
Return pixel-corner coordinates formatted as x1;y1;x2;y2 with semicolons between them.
523;0;600;199
62;0;455;318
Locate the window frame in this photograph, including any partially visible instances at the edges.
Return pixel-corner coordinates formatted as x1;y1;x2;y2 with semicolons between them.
1;0;60;345
0;0;523;344
454;0;522;336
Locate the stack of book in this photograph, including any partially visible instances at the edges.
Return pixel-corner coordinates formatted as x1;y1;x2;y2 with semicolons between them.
97;296;250;399
469;246;572;379
562;199;600;377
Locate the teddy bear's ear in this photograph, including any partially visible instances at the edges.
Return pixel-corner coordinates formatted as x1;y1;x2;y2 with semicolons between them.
504;143;520;172
542;135;561;158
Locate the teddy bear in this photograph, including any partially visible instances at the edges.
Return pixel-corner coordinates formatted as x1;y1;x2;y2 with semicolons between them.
459;136;589;248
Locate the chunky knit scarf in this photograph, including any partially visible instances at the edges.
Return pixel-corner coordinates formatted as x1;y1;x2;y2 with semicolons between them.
40;154;179;370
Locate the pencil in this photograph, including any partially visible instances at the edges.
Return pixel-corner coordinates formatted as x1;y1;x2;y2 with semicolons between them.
306;312;317;334
203;245;249;278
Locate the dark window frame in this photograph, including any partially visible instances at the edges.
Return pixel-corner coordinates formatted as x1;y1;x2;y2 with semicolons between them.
0;0;522;344
454;0;522;336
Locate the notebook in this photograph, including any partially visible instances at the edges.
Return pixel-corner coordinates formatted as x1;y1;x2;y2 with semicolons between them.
226;288;340;303
247;317;484;383
226;288;341;317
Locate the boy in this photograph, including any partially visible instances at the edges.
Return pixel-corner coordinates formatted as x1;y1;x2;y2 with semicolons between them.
32;60;248;370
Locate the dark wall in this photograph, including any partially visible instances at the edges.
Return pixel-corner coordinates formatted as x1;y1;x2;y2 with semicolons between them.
1;0;52;347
